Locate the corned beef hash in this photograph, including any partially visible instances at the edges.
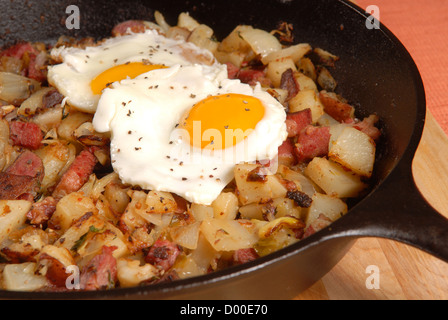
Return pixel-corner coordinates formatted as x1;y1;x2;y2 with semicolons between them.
0;12;381;292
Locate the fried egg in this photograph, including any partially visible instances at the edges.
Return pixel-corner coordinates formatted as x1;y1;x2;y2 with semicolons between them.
92;64;287;205
47;30;217;113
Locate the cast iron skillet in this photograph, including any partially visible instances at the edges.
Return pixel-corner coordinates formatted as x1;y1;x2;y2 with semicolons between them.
1;0;447;300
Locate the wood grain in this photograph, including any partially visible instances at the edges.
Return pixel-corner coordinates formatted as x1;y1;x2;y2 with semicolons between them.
294;113;448;300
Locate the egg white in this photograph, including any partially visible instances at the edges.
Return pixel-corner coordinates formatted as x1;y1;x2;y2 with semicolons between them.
47;30;218;113
93;64;287;205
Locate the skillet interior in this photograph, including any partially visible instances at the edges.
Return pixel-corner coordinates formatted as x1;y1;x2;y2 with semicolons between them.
0;0;428;299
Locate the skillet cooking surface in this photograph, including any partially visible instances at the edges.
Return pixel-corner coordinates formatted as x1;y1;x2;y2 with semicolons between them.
0;0;441;300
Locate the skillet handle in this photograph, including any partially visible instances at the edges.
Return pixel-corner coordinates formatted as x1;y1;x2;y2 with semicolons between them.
333;158;448;263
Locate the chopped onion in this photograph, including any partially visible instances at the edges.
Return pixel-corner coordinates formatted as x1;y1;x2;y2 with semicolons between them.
170;221;201;250
18;87;54;116
239;26;282;58
0;72;40;105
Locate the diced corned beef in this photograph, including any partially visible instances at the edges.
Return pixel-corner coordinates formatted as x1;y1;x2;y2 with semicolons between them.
145;240;181;272
233;248;259;265
0;42;37;59
172;193;188;215
286;190;313;208
52;149;98;200
6;150;44;181
27;196;57;226
352;115;381;141
238;68;271;87
39;252;71;287
319;91;355;123
278;138;297;166
147;270;180;284
9;121;43;150
42;88;64;110
0;172;40;200
111;20;147;37
285;108;312;137
280;68;299;102
225;62;240;79
294;125;331;163
1;42;46;82
80;246;118;291
26;52;47;82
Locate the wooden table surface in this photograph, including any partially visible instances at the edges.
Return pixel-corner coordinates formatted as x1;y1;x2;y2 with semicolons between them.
294;0;448;300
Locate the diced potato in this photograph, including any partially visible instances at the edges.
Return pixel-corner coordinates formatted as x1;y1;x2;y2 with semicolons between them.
238;26;282;59
297;57;317;81
188;234;218;273
266;57;297;88
329;126;376;177
278;166;321;197
293;72;318;92
188;24;219;53
200;219;258;251
234;163;287;205
314;48;339;66
177;12;200;31
264;88;289;106
166;26;191;41
49;192;98;233
190;203;214;221
214;50;246;68
317;67;337;92
303;193;348;226
304;157;367;198
173;254;204;279
288;89;325;123
154;10;171;33
317;112;339;127
261;43;312;65
117;258;158;288
145;190;177;214
218;25;253;53
103;181;131;214
125;190;175;228
238;202;264;220
211;192;239;220
170;221;202;250
2;262;48;291
0;200;32;244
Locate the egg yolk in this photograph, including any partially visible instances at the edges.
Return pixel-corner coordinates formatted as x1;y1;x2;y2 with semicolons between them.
179;94;265;150
90;62;167;95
